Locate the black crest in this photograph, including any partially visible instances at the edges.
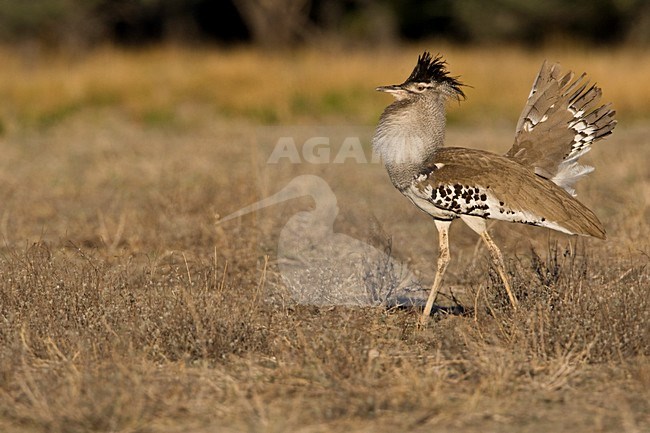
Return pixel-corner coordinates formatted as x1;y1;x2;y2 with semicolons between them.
405;52;465;98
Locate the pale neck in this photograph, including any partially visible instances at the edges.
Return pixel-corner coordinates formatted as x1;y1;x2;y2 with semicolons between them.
372;94;447;170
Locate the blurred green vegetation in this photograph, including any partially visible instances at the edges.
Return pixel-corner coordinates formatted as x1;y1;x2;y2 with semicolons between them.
0;0;649;49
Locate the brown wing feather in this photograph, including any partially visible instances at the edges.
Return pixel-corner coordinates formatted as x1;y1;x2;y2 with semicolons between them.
411;148;605;238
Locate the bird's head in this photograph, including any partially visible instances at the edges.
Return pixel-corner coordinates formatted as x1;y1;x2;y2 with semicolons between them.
376;52;465;102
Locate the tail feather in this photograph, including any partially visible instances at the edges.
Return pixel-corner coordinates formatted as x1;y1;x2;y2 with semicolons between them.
506;61;616;196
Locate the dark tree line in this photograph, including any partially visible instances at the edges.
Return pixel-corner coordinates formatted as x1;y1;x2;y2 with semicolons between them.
0;0;649;49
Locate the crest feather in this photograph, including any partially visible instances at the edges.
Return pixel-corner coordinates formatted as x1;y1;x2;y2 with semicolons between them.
405;52;465;98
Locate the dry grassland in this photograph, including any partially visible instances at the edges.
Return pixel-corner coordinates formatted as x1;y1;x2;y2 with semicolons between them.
0;45;648;432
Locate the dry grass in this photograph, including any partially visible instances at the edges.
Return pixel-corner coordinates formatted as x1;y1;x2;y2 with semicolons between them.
0;45;648;432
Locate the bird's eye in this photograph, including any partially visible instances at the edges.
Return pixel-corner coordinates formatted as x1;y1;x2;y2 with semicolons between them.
416;84;427;92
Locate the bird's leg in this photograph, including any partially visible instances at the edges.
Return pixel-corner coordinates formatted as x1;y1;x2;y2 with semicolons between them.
460;215;518;310
420;220;451;325
479;231;518;309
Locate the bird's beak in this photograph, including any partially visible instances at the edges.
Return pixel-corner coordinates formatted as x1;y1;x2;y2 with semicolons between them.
376;84;408;101
376;84;402;93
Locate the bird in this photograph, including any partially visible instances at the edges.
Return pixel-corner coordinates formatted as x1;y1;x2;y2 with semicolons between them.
372;52;616;324
218;175;425;307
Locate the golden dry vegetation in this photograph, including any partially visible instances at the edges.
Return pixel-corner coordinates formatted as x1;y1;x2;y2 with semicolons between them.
0;45;648;433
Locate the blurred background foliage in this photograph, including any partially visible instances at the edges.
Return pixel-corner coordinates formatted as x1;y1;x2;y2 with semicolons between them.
0;0;649;50
1;0;649;130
